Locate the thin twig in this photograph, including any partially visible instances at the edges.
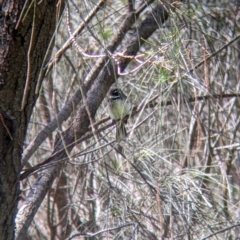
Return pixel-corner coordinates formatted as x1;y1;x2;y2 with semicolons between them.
15;0;31;29
21;0;36;109
66;0;106;58
192;34;240;72
0;114;13;140
68;222;137;239
201;222;240;240
45;0;107;76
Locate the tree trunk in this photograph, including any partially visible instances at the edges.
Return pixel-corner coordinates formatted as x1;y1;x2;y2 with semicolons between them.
0;0;64;239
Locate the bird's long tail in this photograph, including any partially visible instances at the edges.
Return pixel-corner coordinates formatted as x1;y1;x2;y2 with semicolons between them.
116;121;127;142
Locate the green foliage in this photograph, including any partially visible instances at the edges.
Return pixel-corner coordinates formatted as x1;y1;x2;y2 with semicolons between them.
101;28;113;41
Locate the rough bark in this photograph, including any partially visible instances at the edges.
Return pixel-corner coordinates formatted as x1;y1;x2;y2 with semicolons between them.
0;0;64;239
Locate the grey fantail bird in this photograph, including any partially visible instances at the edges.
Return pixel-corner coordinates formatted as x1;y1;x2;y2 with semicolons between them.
107;84;132;142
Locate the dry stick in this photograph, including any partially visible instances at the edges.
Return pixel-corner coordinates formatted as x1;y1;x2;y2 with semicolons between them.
44;0;154;75
21;0;36;110
15;0;32;30
0;113;13;140
155;182;165;237
191;33;240;72
203;37;211;174
181;38;204;168
66;0;106;58
35;0;106;94
35;3;65;95
211;101;237;151
182;102;205;169
68;222;137;240
201;222;240;240
38;93;53;147
21;88;83;165
214;100;239;219
44;0;106;75
199;38;212;190
225;106;240;163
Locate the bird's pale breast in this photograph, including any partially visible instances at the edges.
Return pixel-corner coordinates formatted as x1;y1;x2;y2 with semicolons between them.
108;100;131;120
